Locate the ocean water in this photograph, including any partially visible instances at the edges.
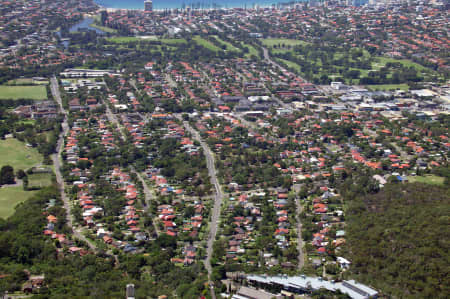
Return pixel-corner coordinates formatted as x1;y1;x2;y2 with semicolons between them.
95;0;300;10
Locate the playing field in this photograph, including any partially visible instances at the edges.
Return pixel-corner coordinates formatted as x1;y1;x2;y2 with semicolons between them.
0;138;43;170
7;78;49;85
0;187;38;219
0;85;47;100
28;173;53;189
407;175;445;186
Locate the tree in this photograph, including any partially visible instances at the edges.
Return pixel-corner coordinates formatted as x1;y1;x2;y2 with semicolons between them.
16;169;26;179
0;165;15;185
100;10;108;26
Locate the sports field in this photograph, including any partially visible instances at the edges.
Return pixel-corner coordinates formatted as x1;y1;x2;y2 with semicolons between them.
0;85;47;100
28;173;53;189
0;138;43;170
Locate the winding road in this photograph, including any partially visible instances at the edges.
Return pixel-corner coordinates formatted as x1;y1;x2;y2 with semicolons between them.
103;96;159;237
50;76;98;252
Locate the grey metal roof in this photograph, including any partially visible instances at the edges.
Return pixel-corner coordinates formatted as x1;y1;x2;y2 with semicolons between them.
246;275;378;299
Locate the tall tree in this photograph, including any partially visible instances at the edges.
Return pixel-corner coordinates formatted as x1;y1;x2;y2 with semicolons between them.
0;165;15;185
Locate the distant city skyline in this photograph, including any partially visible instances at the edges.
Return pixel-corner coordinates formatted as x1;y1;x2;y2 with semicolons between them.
95;0;307;10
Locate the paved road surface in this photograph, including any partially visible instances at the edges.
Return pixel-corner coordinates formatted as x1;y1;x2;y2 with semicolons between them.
295;198;305;270
103;97;159;238
182;121;223;299
50;76;98;252
132;166;160;237
165;73;178;88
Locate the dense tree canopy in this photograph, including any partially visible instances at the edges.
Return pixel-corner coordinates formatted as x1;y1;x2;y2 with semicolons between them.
344;182;450;298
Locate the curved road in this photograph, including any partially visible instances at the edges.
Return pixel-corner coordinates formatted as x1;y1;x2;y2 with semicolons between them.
132;166;160;237
50;76;98;252
182;121;223;298
103;98;159;237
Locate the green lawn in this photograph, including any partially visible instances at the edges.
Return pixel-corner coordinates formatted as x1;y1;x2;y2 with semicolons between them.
193;36;221;52
213;36;240;52
160;38;187;44
107;37;186;45
0;85;47;100
366;84;410;91
0;138;43;170
90;23;117;34
0;187;38;219
17;119;36;125
7;78;49;85
375;57;429;72
241;42;259;58
107;37;140;43
277;58;302;73
264;38;309;55
262;38;309;48
28;173;53;189
407;175;445;186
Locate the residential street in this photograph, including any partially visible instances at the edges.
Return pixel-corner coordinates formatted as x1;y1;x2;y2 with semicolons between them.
104;97;159;237
50;76;98;252
296;198;305;270
182;120;223;299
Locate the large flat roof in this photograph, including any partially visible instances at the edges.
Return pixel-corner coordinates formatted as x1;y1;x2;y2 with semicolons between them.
246;275;378;299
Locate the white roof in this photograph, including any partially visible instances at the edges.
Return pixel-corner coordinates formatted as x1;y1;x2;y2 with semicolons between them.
411;89;435;97
337;256;351;264
246;275;378;299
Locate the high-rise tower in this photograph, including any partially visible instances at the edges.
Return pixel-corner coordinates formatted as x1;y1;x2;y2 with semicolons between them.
144;0;153;12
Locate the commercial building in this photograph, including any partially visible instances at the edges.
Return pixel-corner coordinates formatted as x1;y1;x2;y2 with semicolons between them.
144;0;152;11
246;275;378;299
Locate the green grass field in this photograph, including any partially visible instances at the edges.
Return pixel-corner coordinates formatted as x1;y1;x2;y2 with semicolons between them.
160;38;187;44
28;173;53;189
262;38;309;48
107;37;187;45
277;58;302;73
241;42;259;58
107;37;140;43
407;175;445;186
193;36;221;52
0;187;38;219
366;84;410;91
0;85;47;100
375;57;429;72
264;39;435;85
17;119;36;126
0;138;43;170
90;23;117;34
7;78;49;85
213;36;240;52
